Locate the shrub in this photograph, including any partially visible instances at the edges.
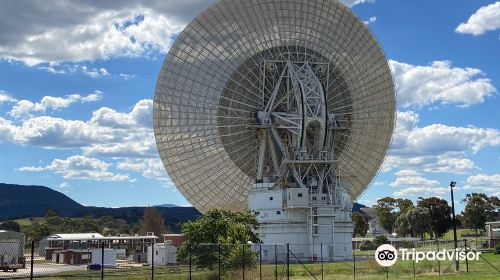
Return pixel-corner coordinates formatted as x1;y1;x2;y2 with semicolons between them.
398;240;414;249
495;245;500;255
359;240;375;251
374;235;389;247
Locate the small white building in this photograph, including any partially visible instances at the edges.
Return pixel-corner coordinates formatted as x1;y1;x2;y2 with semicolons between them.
147;241;177;265
90;248;117;267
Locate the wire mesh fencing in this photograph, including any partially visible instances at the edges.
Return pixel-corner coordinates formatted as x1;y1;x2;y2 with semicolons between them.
1;239;500;279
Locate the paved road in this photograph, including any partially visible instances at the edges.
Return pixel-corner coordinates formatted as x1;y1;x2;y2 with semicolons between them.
0;263;89;279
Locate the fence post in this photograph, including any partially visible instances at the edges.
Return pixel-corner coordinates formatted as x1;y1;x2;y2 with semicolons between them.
189;243;192;280
412;255;416;278
242;244;245;280
101;242;104;280
259;243;262;280
353;244;355;280
464;239;469;272
275;244;278;280
30;240;34;280
151;238;155;280
321;243;324;280
286;243;290;280
218;243;221;280
436;239;440;275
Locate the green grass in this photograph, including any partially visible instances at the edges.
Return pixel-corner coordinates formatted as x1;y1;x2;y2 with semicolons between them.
42;251;500;279
442;229;478;240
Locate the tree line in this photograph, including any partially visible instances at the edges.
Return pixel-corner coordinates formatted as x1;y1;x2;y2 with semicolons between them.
0;207;168;242
352;192;500;239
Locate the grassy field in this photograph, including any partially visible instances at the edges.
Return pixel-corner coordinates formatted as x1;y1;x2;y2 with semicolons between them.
40;251;500;280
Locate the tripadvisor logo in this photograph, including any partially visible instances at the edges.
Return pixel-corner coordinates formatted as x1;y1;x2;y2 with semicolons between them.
374;244;481;267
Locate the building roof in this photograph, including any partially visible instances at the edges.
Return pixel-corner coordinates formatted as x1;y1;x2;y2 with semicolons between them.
48;233;104;240
47;233;157;241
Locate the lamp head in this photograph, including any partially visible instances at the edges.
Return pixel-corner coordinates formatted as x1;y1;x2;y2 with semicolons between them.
450;181;456;188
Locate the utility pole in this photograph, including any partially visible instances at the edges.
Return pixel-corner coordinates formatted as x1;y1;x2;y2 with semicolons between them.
450;181;459;271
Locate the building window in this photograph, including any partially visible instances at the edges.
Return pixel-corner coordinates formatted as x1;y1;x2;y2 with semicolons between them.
254;211;260;215
298;193;303;197
269;197;273;200
276;211;281;215
156;251;159;255
312;197;317;201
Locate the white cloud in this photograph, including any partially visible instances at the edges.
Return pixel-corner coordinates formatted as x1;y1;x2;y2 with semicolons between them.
90;99;152;128
119;73;137;80
0;0;372;66
383;111;500;173
0;2;191;66
341;0;375;6
390;60;496;108
19;155;130;181
464;173;500;195
81;66;109;78
455;2;500;35
0;90;18;103
391;169;448;197
394;187;448;197
0;99;156;159
364;16;377;25
117;158;169;180
9;91;102;118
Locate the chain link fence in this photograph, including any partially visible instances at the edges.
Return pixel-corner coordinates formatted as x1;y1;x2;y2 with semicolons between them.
1;239;499;279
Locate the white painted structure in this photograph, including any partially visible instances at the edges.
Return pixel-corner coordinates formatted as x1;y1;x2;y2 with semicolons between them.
147;242;177;265
90;248;117;267
249;180;354;261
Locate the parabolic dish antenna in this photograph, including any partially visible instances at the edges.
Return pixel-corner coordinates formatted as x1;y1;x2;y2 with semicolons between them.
154;0;396;213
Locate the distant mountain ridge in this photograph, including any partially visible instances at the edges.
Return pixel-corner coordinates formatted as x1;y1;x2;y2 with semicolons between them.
0;183;200;232
155;204;180;208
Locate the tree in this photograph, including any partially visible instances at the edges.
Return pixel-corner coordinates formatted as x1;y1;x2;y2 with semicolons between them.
139;207;165;237
352;212;368;237
396;206;432;240
373;197;414;233
177;209;259;270
417;197;453;239
373;235;389;247
462;193;497;235
0;221;21;232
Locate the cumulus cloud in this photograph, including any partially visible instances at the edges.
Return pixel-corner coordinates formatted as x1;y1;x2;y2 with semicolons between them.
0;0;371;66
0;90;17;104
117;158;170;181
391;169;448;197
342;0;375;6
364;16;377;25
390;60;497;108
383;111;500;173
9;91;102;118
464;173;500;195
0;1;208;65
3;98;164;182
455;2;500;35
19;155;130;181
0;98;155;159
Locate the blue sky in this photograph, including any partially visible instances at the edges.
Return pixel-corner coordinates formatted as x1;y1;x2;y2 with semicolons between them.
0;0;499;211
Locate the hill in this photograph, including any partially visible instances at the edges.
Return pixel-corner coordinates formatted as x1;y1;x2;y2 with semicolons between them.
0;183;86;218
0;183;200;233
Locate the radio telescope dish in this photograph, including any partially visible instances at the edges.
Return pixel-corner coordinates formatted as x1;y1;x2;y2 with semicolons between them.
154;0;396;213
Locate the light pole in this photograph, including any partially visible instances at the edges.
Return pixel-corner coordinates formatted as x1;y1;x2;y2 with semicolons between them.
450;181;459;271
